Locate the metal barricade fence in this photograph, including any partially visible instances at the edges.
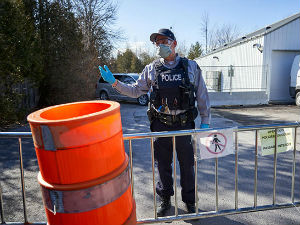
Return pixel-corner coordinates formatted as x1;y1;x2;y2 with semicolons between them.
0;123;299;224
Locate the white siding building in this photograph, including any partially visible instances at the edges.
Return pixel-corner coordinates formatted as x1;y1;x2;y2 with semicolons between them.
196;13;300;106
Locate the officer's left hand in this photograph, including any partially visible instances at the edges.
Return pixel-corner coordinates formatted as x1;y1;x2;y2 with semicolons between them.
200;124;209;129
99;65;116;85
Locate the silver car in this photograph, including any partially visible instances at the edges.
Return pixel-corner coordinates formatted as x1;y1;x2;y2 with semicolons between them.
96;73;149;106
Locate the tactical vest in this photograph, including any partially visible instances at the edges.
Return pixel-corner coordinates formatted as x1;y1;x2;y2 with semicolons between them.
150;57;196;111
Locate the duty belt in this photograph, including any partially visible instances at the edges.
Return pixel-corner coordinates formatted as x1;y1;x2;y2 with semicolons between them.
148;107;198;126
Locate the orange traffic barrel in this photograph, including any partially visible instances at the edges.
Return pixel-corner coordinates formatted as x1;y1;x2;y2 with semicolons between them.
28;100;136;225
38;155;136;225
27;100;125;184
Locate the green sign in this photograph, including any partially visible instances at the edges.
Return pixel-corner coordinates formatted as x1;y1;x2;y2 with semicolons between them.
259;128;294;156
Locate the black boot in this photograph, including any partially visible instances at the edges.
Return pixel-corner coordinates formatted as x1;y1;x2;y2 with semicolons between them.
157;196;171;217
186;203;196;213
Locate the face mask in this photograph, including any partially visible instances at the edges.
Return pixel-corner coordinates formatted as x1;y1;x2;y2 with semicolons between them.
156;44;172;58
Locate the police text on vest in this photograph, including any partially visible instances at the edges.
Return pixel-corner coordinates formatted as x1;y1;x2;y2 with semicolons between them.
161;74;182;82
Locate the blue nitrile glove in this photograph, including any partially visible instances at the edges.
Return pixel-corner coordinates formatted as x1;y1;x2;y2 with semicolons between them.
99;65;116;85
200;124;209;129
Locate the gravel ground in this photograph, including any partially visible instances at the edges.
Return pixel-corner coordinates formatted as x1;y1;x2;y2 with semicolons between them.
0;103;299;225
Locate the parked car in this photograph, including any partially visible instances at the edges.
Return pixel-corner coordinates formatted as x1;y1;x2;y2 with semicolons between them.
96;73;149;106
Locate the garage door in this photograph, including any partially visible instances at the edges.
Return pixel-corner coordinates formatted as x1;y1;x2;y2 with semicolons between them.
270;50;300;102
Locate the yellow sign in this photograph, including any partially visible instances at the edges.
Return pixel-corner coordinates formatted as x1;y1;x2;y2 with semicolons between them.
259;128;294;156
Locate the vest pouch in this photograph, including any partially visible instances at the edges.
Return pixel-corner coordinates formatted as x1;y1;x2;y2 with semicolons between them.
179;85;190;109
189;86;196;107
150;90;160;108
153;88;181;110
189;95;195;107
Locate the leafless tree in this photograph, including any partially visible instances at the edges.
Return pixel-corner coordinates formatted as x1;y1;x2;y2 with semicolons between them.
200;12;240;53
200;12;209;54
209;24;240;50
71;0;123;60
176;40;188;57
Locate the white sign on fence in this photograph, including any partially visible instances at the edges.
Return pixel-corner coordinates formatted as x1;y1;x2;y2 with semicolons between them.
259;128;294;156
194;128;235;159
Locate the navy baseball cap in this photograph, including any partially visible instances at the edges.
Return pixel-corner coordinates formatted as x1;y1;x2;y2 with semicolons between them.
150;28;176;42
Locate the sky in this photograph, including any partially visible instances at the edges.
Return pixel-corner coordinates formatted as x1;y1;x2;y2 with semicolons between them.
112;0;300;55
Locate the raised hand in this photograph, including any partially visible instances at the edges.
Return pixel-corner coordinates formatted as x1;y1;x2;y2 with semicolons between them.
200;124;209;129
99;65;116;85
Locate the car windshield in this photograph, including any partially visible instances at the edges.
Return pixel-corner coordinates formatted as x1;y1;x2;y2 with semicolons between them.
131;75;139;81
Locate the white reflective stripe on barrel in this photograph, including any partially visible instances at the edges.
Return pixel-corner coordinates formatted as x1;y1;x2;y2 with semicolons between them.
41;167;130;214
41;125;56;151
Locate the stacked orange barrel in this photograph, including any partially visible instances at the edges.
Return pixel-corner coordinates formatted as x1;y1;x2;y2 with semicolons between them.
27;100;136;225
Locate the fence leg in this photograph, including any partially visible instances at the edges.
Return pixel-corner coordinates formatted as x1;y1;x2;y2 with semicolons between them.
18;138;28;224
172;137;178;216
254;130;258;208
235;132;239;210
0;181;4;224
129;140;135;198
193;135;199;214
150;138;157;219
215;157;219;212
273;129;278;205
291;127;297;203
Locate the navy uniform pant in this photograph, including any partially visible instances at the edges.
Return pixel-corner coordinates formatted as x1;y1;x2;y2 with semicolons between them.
150;119;195;204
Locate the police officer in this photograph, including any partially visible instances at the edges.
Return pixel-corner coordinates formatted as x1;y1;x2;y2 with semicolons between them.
99;28;210;216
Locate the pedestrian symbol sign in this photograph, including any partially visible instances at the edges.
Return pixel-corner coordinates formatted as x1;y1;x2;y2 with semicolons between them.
206;133;227;154
194;128;235;160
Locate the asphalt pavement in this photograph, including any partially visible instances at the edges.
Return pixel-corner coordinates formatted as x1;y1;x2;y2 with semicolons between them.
120;103;300;225
0;103;299;225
